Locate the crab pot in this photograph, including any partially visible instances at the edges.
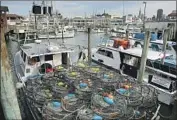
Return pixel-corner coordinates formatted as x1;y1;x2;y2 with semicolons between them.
52;79;71;97
65;69;83;81
130;107;146;120
84;65;104;78
91;89;126;119
53;64;68;73
77;108;98;120
141;85;158;108
72;61;90;72
96;71;120;88
42;99;74;120
61;93;85;113
74;77;94;102
32;86;53;108
115;80;143;107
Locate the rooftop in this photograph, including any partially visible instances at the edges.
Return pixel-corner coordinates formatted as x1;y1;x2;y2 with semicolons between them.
6;14;24;18
20;41;78;57
0;6;9;12
104;46;171;61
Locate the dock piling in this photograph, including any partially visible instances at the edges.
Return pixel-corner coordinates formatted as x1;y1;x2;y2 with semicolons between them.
88;27;91;65
161;29;169;64
137;30;151;83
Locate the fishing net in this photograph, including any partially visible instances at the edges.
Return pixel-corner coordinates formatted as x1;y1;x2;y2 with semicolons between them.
61;93;85;113
42;99;74;120
91;86;126;119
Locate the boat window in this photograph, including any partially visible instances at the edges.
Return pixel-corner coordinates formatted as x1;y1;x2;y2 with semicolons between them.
28;56;40;65
45;54;53;61
21;51;24;58
105;50;114;59
23;53;26;62
96;48;106;56
123;54;139;67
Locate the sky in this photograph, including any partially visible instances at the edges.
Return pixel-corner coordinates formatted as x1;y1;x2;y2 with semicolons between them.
1;1;176;18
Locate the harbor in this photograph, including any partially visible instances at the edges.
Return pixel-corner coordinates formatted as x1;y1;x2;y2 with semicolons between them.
1;1;177;120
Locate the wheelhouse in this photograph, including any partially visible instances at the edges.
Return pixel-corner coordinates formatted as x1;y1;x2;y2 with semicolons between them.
16;42;79;80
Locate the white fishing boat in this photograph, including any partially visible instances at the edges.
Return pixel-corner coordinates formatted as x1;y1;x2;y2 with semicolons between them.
14;40;81;83
92;28;104;33
38;28;75;39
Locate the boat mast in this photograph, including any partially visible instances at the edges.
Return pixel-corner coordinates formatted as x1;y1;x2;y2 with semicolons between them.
122;0;125;25
46;1;50;45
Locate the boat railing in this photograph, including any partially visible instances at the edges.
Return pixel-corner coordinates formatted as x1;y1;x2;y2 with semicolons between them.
146;62;177;79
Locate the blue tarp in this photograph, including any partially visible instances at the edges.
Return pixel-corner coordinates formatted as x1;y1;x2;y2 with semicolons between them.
134;33;157;41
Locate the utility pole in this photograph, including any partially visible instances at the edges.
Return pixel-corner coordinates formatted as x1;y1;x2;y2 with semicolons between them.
161;29;169;64
137;30;151;83
88;27;91;65
126;30;129;40
143;1;147;32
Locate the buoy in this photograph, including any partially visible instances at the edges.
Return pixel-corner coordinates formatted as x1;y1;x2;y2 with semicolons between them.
79;83;88;88
103;74;109;79
93;114;103;120
58;82;64;86
52;101;61;108
67;93;75;98
104;97;114;105
108;94;114;99
71;72;77;76
117;88;127;94
58;66;64;70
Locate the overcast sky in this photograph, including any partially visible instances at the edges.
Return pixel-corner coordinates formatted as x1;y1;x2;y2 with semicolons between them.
1;1;176;18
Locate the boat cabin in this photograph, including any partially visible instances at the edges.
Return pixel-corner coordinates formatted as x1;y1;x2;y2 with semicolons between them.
92;43;174;79
15;42;78;80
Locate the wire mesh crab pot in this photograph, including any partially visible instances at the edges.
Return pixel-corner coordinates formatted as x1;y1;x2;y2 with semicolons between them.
53;64;68;73
91;87;126;119
42;99;74;120
61;93;85;113
96;70;122;88
141;85;158;109
72;61;90;72
65;69;83;81
73;77;94;102
129;107;147;120
31;85;53;109
52;78;73;97
77;107;104;120
115;80;143;107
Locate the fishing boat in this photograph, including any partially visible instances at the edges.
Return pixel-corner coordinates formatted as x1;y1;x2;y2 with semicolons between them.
14;40;81;83
90;38;177;105
38;27;75;39
92;28;104;33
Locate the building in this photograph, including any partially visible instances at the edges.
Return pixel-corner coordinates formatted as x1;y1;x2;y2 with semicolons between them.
157;9;163;21
0;6;9;31
6;14;24;25
168;10;177;21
